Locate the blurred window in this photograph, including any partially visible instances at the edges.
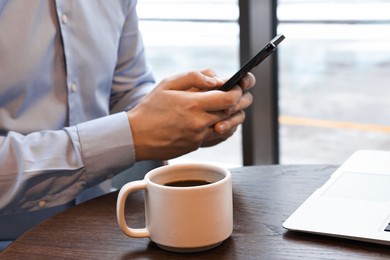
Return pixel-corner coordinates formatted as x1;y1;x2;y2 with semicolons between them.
278;0;390;164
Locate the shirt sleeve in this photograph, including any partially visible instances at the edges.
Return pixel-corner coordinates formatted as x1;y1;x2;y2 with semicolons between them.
109;0;156;113
0;0;155;216
0;112;135;215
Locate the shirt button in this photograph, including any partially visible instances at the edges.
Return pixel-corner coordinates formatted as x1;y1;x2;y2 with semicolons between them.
61;14;68;24
38;200;47;208
71;83;77;92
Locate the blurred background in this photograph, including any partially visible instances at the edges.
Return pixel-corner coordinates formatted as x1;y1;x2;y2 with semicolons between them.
137;0;390;167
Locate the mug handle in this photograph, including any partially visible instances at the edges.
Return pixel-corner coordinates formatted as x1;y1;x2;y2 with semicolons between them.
116;180;150;238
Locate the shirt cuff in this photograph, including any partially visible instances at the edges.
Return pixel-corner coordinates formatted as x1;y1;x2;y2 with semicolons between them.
77;112;135;186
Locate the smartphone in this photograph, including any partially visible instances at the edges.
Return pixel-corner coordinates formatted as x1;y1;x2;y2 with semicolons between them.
219;34;285;91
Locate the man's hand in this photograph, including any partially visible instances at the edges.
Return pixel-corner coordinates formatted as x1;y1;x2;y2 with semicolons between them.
127;70;255;161
202;72;255;147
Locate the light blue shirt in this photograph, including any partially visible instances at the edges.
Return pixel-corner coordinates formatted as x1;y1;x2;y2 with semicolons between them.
0;0;155;216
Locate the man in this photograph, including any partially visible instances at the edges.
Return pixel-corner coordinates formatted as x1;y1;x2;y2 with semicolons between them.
0;0;254;246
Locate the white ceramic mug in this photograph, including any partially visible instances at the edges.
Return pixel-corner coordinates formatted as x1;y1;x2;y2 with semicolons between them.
116;163;233;253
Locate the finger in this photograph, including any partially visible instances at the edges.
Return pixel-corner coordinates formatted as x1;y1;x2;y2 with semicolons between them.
200;69;224;88
235;91;253;111
213;110;246;135
194;85;243;112
200;68;217;77
221;91;253;116
204;110;233;128
239;72;256;92
160;71;220;91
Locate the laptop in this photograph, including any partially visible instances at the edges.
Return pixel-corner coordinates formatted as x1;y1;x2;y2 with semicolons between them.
282;149;390;245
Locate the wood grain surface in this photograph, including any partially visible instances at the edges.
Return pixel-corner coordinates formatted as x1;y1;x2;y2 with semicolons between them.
2;165;390;259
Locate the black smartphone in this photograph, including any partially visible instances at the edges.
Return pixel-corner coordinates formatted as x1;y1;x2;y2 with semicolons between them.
219;34;285;91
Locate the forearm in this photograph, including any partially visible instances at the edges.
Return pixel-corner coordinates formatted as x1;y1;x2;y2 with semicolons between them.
0;128;83;215
0;112;135;215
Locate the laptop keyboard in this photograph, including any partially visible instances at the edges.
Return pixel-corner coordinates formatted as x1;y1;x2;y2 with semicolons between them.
384;223;390;232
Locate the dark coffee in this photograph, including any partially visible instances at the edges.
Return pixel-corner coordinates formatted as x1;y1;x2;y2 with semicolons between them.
164;179;211;187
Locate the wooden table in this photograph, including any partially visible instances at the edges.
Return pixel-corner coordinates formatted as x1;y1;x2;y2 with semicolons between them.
2;165;390;259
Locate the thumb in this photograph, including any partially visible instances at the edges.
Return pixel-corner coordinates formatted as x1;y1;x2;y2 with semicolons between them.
159;71;221;91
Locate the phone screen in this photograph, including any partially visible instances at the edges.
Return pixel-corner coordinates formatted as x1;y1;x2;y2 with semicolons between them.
219;34;285;91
